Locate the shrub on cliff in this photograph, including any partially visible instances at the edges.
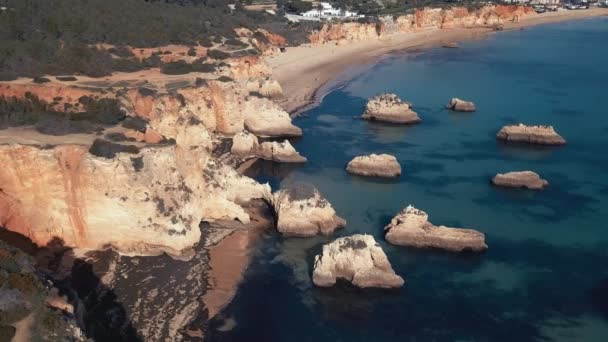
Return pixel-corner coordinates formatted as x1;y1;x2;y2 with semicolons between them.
89;139;140;158
77;96;126;125
160;60;217;75
206;49;231;60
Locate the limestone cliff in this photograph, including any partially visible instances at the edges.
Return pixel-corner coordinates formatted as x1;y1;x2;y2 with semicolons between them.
309;5;535;44
122;81;299;138
0;143;269;259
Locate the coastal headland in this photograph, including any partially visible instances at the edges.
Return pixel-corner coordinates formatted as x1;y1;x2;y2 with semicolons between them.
0;2;606;340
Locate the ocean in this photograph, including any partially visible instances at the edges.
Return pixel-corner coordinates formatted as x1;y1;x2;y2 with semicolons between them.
207;17;608;341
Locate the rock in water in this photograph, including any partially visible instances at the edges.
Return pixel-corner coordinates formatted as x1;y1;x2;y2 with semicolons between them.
384;206;487;252
312;234;404;288
496;124;566;145
446;98;476;112
492;171;548;190
272;183;346;236
362;93;421;124
346;154;401;178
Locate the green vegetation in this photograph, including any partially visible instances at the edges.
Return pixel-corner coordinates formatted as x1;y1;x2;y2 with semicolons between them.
89;139;140;158
0;92;125;134
279;0;313;13
0;0;296;79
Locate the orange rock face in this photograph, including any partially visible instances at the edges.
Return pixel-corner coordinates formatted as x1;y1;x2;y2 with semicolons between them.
122;79;299;139
0;143;270;258
309;5;535;44
235;28;287;55
225;55;272;79
0;83;106;112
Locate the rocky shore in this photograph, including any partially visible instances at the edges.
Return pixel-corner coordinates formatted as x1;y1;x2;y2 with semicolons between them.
384;206;488;252
362;93;421;124
312;234;404;288
492;171;548;190
346;154;402;178
496;124;566;145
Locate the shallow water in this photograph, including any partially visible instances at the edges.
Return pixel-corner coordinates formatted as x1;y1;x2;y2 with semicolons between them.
208;18;608;341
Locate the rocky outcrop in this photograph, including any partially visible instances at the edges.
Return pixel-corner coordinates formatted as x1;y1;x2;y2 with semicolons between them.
346;154;401;178
384;206;487;252
0;241;86;341
492;171;548;190
309;22;380;44
123;80;301;139
446;98;476;112
362;93;421;124
496;124;566;145
225;56;272;80
272;183;346;236
243;101;302;137
257;140;307;163
309;5;535;44
0;143;270;259
312;234;404;288
231;130;306;163
246;77;284;99
234;28;287;56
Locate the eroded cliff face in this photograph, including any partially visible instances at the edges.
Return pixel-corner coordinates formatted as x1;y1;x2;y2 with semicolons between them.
234;28;287;55
0;54;294;258
309;5;536;44
0;143;269;259
122;79;297;139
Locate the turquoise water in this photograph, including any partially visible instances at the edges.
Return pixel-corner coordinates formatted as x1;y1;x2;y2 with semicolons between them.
208;18;608;341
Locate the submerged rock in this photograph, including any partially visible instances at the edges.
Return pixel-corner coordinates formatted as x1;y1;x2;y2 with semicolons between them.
312;234;404;288
346;154;401;178
231;130;306;163
492;171;548;190
446;98;476;112
384;205;487;252
272;183;346;236
496;124;566;145
362;93;421;124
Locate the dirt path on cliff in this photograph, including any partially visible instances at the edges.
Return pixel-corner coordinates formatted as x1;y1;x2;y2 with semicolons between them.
268;8;608;114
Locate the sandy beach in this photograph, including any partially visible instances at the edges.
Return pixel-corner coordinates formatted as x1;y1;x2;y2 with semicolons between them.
268;8;608;114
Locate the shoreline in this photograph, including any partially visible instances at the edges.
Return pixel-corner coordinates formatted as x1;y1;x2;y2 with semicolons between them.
268;8;608;115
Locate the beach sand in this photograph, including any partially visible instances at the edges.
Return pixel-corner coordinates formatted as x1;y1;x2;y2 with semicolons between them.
268;8;608;114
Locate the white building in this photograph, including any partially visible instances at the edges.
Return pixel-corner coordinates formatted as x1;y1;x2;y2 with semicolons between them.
300;2;361;19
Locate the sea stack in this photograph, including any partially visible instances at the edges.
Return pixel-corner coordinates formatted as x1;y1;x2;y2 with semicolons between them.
384;206;487;252
492;171;548;190
362;93;421;124
272;183;346;236
346;154;401;178
446;98;476;112
496;124;566;145
312;234;404;288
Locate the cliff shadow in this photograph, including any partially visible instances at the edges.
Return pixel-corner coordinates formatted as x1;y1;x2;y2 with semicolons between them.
0;228;142;341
